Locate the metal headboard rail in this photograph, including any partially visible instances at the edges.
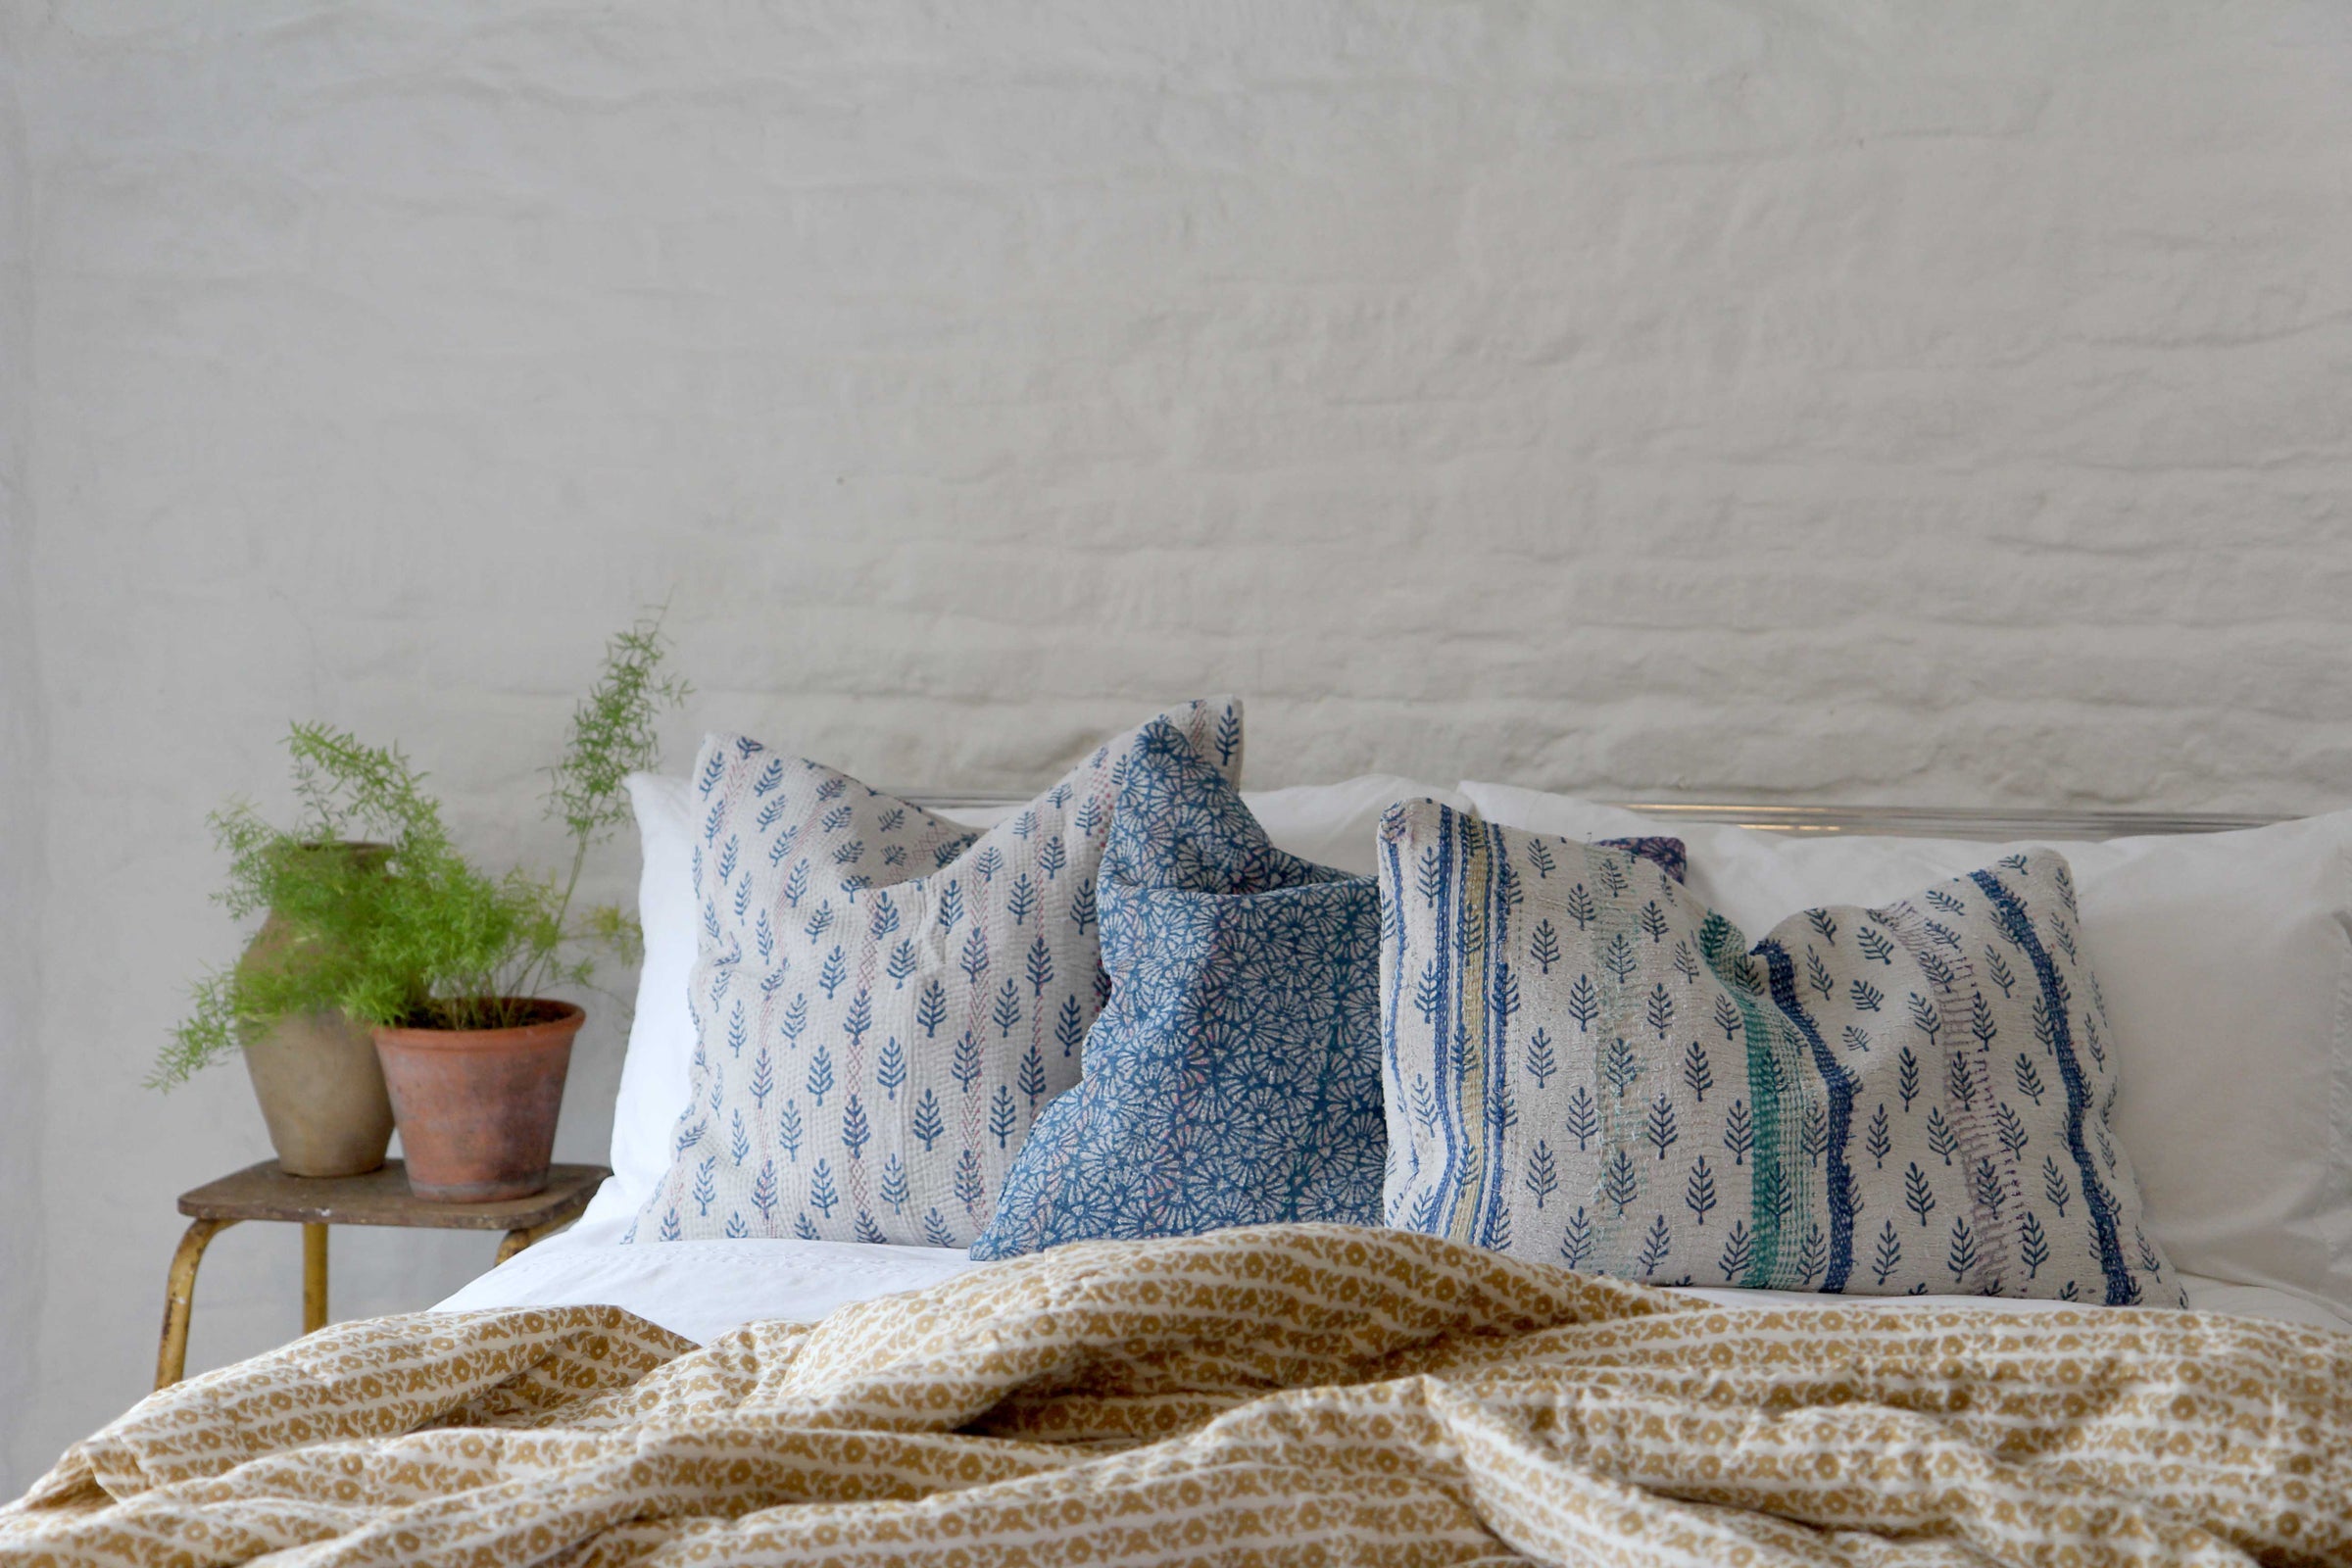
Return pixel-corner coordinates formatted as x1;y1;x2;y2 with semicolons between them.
1593;803;2276;840
905;796;2278;842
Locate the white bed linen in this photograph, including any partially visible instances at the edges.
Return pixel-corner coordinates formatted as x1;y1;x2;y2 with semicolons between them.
435;1183;978;1342
438;1181;2352;1345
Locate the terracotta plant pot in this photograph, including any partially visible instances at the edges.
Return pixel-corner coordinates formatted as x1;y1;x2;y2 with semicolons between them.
236;844;396;1177
372;1000;583;1202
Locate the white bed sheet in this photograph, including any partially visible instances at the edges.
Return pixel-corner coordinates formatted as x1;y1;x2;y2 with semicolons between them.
437;1180;2352;1346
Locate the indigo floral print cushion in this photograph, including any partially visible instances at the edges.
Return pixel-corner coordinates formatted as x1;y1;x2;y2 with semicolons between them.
975;730;1686;1260
971;719;1383;1257
1378;801;2184;1306
631;698;1244;1248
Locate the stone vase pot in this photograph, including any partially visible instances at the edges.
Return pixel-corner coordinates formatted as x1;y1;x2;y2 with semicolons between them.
242;1009;396;1177
373;1001;584;1202
236;845;396;1177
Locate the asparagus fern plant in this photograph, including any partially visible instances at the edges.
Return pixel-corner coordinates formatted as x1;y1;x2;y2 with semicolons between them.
154;615;688;1088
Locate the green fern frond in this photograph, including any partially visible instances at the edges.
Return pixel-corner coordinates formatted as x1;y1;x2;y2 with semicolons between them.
159;613;688;1087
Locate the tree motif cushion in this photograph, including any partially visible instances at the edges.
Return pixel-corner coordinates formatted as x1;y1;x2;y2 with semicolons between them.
969;718;1385;1258
1377;801;2184;1306
631;698;1245;1248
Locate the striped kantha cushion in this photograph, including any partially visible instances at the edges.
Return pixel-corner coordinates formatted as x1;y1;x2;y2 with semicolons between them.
1377;799;2184;1305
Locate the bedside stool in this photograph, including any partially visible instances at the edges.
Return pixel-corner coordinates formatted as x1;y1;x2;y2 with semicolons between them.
157;1158;609;1389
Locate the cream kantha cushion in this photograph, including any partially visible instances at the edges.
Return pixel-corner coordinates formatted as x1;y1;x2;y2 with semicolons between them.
633;698;1244;1247
1458;781;2352;1315
1379;800;2184;1305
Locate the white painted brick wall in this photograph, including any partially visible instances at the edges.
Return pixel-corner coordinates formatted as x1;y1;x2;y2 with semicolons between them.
0;14;46;1494
7;0;2352;1488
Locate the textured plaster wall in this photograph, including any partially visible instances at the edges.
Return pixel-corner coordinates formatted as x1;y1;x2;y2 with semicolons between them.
0;12;48;1488
6;0;2352;1490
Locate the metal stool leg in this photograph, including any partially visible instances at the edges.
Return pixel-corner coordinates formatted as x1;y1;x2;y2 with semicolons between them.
157;1217;237;1390
496;1223;554;1265
302;1223;328;1334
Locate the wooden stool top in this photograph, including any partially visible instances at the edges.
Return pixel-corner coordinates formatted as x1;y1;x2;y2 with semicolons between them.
177;1160;610;1232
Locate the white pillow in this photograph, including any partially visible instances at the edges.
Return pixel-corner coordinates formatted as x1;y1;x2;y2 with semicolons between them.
606;774;700;1211
604;772;1464;1217
1247;774;1472;873
1459;781;2352;1315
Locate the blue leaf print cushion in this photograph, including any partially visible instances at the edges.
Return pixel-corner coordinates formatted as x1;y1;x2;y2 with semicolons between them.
972;726;1685;1259
631;699;1245;1250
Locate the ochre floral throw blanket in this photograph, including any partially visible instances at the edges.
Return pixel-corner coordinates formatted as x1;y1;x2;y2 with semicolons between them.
5;1227;2348;1566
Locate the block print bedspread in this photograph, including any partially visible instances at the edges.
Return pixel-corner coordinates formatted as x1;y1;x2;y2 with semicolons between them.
5;1224;2347;1566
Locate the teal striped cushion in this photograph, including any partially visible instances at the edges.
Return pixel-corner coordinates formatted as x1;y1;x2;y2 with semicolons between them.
1376;800;2183;1306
